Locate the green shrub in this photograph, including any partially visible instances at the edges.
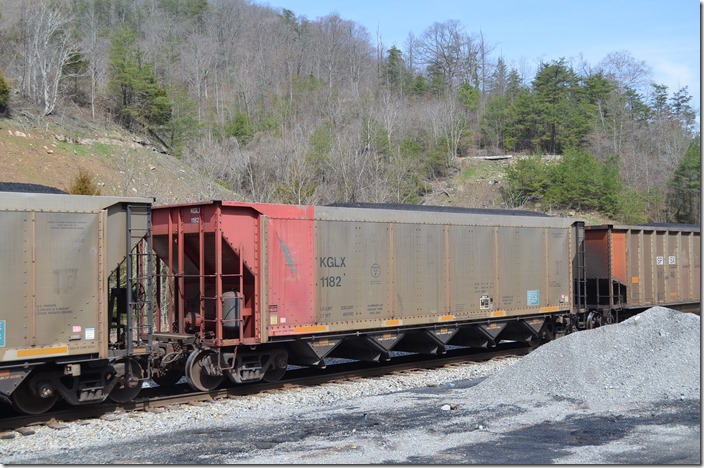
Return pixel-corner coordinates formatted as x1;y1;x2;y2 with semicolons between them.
504;155;551;203
503;149;645;222
67;169;102;195
545;149;604;211
225;112;255;144
668;137;701;223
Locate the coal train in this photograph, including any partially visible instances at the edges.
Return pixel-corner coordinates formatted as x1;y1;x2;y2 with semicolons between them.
0;192;699;414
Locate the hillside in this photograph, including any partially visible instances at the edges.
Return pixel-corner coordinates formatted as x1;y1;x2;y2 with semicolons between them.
0;113;509;208
0;116;235;205
0;114;616;226
0;1;697;223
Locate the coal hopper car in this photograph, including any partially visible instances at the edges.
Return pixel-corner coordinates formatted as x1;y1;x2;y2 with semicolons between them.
150;201;586;391
585;223;700;324
0;192;154;414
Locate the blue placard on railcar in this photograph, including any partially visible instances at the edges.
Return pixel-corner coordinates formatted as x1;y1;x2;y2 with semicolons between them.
527;290;540;306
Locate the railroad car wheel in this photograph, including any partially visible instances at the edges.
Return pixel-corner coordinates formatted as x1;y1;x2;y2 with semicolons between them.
185;349;223;392
151;367;183;387
109;358;144;403
586;311;602;329
12;373;59;415
262;351;289;383
262;366;286;383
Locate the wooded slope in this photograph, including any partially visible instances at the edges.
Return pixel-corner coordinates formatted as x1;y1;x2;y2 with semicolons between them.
0;0;698;223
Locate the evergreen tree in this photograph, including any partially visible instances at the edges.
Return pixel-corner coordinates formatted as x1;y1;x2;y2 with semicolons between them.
225;112;255;144
530;59;593;153
504;87;535;151
504;155;551;203
157;0;209;20
623;87;650;121
504;148;643;221
382;46;406;94
480;94;511;150
163;86;201;156
668;137;701;223
0;68;10;116
506;69;525;100
427;64;446;96
488;56;509;96
582;72;614;108
409;75;428;96
62;52;90;105
669;86;696;132
108;27;172;130
458;82;479;113
492;69;531;151
649;83;669;118
545;148;605;211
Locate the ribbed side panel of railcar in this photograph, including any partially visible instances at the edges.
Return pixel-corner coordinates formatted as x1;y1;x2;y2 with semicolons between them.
0;193;152;365
585;224;700;311
263;205;579;337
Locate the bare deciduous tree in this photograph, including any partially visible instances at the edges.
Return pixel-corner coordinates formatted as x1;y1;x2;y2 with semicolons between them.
20;1;81;116
180;31;216;120
184;132;239;199
377;90;402;144
78;1;108;119
416;20;475;91
597;50;652;93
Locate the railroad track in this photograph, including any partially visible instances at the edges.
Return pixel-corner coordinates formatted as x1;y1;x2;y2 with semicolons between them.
0;343;532;433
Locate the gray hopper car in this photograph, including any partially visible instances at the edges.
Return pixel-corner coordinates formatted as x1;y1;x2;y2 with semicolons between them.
0;192;153;414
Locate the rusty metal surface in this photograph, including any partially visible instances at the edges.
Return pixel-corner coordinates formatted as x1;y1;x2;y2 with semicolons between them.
151;203;266;345
585;225;701;309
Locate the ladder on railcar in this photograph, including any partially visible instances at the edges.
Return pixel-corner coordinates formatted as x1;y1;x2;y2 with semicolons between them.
125;204;154;360
575;222;588;317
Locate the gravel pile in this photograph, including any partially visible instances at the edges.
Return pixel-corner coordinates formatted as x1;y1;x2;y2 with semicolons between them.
471;306;700;410
0;306;698;464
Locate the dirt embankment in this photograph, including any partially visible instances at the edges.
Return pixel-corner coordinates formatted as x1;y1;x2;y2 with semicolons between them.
0;119;234;205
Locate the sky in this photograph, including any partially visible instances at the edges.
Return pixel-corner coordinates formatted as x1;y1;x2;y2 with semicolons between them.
256;0;701;116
